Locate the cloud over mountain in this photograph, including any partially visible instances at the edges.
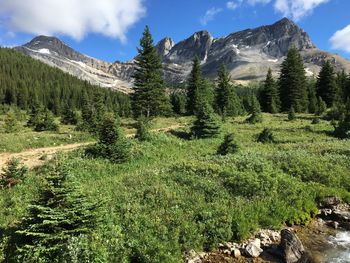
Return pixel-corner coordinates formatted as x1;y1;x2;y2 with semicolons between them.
0;0;146;41
330;24;350;53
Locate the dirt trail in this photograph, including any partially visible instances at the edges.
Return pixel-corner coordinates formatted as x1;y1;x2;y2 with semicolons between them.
0;124;184;169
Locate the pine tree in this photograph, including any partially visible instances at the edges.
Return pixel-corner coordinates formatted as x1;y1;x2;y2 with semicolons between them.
288;106;296;121
32;109;59;132
307;79;318;114
257;128;275;143
86;113;131;163
61;103;80;125
333;102;350;139
135;117;151;141
217;133;239;155
246;95;263;124
260;68;280;113
191;103;220;139
4;110;19;133
11;161;97;262
316;61;339;107
0;158;27;189
132;26;171;118
170;92;186;115
215;65;242;118
187;57;204;115
279;47;308;112
316;96;327;116
336;70;348;101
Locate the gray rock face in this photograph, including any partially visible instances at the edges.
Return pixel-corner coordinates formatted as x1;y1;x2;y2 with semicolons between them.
163;30;213;64
156;37;175;57
279;229;305;263
15;18;350;93
15;36;132;93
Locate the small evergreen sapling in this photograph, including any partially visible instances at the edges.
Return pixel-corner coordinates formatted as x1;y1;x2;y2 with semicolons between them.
333;103;350;139
4;110;19;133
86;113;131;163
246;95;263;124
316;97;327;116
135;117;151;141
288;106;296;121
11;161;98;262
217;133;239;155
191;104;220;139
257;128;275;143
0;158;27;189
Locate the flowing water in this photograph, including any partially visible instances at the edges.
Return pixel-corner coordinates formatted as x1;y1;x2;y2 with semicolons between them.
324;231;350;263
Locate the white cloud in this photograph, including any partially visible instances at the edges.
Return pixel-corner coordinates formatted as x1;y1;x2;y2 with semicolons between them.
0;0;146;42
227;1;239;10
274;0;330;21
247;0;271;5
330;24;350;53
200;7;223;26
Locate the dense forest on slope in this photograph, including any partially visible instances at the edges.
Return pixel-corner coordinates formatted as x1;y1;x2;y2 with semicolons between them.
0;48;131;116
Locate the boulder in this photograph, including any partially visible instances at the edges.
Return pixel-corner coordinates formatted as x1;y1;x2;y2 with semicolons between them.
320;196;340;208
186;250;202;263
279;229;305;263
232;248;241;258
245;238;263;258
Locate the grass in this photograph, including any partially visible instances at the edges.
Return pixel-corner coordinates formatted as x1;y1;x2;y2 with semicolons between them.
1;113;350;262
0;123;93;153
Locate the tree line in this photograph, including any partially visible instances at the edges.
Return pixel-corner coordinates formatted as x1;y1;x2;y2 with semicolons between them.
0;48;131;117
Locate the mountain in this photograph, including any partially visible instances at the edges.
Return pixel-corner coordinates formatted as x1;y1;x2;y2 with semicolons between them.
15;18;350;93
15;36;132;93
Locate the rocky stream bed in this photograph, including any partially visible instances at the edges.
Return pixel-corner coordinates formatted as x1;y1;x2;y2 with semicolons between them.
186;197;350;263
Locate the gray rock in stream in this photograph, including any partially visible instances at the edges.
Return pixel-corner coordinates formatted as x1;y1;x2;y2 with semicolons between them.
279;229;305;263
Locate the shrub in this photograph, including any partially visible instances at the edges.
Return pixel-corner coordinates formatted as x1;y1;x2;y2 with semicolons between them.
85;113;131;163
246;111;263;124
3;111;19;133
28;108;59;132
217;133;239;155
135;118;151;141
311;117;320;124
257;128;275;143
333;113;350;139
61;106;80;125
191;104;220;139
288;106;296;121
0;158;27;189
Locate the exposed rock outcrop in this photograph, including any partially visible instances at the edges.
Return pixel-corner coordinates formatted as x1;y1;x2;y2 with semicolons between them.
279;229;305;263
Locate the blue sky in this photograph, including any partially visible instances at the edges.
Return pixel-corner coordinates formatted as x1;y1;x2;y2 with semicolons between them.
0;0;350;62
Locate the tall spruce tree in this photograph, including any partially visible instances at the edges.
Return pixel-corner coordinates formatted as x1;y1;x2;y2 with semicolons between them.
316;60;339;107
132;26;170;118
215;65;242;117
336;70;348;101
11;161;97;262
187;57;203;115
279;47;308;112
260;68;280;113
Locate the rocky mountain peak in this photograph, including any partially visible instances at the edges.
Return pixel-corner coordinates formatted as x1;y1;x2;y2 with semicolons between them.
23;35;87;62
156;37;175;57
163;30;213;64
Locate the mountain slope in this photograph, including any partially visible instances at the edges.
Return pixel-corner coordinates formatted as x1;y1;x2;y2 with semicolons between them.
15;36;132;93
0;47;130;116
15;18;350;92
